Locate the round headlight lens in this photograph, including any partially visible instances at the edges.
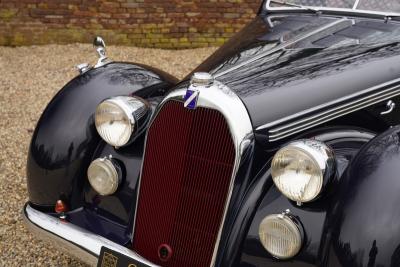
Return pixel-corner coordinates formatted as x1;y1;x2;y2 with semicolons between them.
271;140;334;203
87;158;120;196
95;98;133;147
259;213;302;259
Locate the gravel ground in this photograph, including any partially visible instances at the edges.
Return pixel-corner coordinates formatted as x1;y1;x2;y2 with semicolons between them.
0;44;216;266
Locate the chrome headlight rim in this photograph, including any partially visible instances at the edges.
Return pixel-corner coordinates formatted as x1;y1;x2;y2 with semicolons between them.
258;211;304;260
87;157;122;196
101;97;137;129
271;139;336;203
95;96;150;147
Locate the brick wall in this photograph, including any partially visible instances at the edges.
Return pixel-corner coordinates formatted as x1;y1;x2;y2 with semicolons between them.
0;0;261;48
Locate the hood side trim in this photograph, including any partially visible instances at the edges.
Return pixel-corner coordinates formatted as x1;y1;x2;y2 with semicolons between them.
259;77;400;141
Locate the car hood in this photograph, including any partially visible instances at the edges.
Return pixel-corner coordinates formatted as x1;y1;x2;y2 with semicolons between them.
191;14;400;137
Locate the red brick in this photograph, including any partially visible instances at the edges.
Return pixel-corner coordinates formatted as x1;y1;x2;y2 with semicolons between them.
0;0;259;48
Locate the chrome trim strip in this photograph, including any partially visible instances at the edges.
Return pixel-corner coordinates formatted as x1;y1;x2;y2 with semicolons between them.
22;203;160;267
265;0;400;17
263;80;400;141
257;77;400;130
132;80;254;267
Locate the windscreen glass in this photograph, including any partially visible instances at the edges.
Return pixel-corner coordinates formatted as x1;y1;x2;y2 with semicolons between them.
268;0;400;13
357;1;400;13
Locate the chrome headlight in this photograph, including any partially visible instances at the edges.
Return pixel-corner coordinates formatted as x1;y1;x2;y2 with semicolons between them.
87;157;121;196
95;96;149;147
259;210;303;259
271;139;335;203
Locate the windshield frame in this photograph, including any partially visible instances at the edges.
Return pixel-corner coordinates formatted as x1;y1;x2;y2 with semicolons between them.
264;0;400;18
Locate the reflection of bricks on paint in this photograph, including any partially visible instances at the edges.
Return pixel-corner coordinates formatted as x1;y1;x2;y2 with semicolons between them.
0;0;259;48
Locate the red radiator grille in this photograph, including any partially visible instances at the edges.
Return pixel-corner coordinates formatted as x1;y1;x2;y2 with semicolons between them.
133;100;235;267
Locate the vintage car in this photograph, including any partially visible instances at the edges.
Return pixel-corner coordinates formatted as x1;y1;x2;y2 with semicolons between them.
22;0;400;266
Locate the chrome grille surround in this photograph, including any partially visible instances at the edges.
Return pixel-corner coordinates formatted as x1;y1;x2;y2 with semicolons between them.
132;79;254;267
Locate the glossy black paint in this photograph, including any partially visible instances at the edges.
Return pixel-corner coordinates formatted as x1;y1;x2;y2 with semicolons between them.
27;62;177;209
74;207;132;245
192;14;400;132
143;15;400;266
83;137;145;225
218;162;273;267
39;206;132;245
236;129;374;267
327;126;400;267
25;8;400;267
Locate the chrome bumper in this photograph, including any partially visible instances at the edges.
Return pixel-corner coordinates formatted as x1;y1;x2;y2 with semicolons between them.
22;203;159;267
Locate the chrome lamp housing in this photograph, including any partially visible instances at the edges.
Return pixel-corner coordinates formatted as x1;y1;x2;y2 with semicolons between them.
271;139;336;204
95;96;151;148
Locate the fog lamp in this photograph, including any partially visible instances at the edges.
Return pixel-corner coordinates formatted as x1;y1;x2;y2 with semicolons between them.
87;158;121;196
259;211;303;259
95;96;149;147
271;139;335;203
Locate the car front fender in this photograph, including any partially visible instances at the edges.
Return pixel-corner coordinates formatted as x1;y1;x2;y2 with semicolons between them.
27;62;177;209
328;125;400;267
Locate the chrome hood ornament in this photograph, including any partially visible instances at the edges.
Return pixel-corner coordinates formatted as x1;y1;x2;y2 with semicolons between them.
75;36;112;74
93;36;111;68
184;72;214;109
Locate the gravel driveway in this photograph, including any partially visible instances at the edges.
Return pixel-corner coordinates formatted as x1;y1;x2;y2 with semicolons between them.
0;44;216;266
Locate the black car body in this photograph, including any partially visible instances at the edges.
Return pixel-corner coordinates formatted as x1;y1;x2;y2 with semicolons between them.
23;1;400;266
